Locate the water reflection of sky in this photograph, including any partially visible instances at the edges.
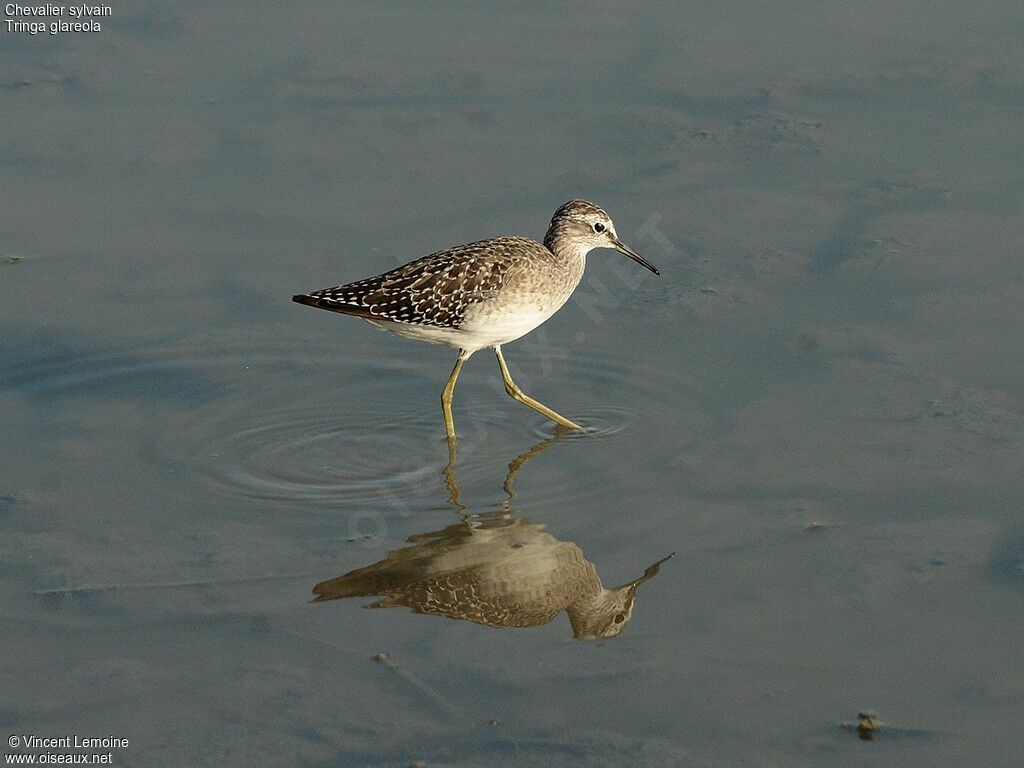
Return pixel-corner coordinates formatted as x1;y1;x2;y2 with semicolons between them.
2;2;1023;766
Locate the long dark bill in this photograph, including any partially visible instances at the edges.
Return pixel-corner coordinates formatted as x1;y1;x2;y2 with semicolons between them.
618;552;675;593
612;239;660;275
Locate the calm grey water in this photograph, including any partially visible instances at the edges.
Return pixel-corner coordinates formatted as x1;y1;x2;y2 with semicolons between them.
3;2;1024;766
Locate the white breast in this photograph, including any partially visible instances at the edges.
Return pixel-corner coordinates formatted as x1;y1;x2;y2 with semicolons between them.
457;301;560;350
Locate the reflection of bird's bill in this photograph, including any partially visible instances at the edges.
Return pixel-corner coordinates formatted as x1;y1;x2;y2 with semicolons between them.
611;238;660;275
618;552;674;592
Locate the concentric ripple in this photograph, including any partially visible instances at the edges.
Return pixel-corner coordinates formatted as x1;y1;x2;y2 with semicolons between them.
190;400;508;506
176;348;484;507
3;330;705;510
176;338;704;509
528;405;637;441
196;407;433;503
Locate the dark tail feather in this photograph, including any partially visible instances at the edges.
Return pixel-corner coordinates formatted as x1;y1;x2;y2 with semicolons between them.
292;294;321;308
292;293;374;319
311;569;394;603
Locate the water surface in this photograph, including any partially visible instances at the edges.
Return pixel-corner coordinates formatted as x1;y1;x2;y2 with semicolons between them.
3;2;1023;766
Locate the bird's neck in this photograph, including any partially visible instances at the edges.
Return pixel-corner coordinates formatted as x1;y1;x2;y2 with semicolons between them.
544;232;591;271
565;584;618;637
564;570;604;610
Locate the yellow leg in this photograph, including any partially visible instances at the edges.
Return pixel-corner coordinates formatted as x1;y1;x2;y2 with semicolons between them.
441;350;469;440
502;436;559;501
494;346;583;430
442;432;466;512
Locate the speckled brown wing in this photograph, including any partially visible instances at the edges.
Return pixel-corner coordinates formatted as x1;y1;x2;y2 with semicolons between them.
364;572;563;629
292;237;547;328
310;515;589;629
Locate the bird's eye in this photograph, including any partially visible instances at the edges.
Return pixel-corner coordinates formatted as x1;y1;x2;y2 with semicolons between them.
613;613;625;623
593;222;606;233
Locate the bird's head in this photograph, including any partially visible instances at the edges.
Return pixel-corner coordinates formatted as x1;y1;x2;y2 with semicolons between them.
545;199;660;275
567;552;673;639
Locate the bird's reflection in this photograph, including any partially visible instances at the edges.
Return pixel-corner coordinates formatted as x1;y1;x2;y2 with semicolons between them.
312;437;672;639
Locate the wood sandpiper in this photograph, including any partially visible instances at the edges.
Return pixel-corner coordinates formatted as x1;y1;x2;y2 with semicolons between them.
293;200;660;438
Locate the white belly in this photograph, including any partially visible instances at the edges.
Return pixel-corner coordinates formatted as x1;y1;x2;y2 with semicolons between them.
364;303;557;353
457;302;558;349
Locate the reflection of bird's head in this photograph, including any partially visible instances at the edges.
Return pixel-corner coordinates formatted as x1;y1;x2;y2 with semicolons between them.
567;553;673;640
567;585;639;639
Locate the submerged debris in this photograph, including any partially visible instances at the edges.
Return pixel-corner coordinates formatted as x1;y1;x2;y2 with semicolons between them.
792;332;820;356
857;711;881;739
839;711;882;740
